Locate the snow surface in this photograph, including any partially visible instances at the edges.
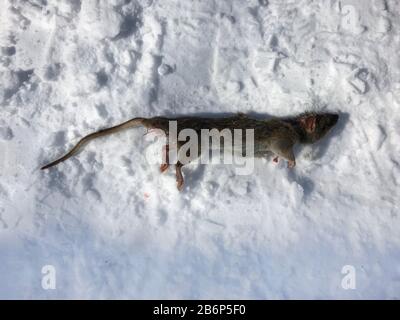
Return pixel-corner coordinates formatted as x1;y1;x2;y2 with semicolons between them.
1;0;400;299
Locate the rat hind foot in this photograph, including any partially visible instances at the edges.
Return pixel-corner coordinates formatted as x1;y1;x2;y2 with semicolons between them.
160;163;169;173
176;162;184;191
160;144;170;173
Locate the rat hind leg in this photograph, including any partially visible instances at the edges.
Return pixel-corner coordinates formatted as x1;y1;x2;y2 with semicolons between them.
174;142;202;190
175;161;184;191
160;144;170;173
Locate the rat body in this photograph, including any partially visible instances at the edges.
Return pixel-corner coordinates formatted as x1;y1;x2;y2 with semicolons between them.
41;112;339;190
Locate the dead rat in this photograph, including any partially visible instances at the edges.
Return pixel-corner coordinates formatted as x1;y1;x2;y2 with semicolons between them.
41;112;339;190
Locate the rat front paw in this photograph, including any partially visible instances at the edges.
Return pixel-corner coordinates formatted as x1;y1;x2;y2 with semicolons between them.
288;160;296;168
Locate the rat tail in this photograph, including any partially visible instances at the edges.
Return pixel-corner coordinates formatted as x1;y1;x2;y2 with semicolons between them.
41;117;146;170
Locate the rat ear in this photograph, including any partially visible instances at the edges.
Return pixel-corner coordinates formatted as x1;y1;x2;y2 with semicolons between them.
300;115;316;133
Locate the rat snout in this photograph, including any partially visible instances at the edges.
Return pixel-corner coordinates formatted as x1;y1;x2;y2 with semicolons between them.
326;113;339;127
312;113;340;142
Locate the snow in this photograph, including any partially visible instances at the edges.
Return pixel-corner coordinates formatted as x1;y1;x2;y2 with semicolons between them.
1;0;400;299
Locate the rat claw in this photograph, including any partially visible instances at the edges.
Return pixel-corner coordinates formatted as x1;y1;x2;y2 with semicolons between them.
175;163;184;191
160;144;170;173
176;175;184;191
177;180;184;191
160;163;169;173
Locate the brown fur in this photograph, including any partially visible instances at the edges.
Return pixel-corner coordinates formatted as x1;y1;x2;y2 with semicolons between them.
41;112;339;190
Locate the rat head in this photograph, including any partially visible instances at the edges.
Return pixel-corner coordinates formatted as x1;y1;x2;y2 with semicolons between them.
297;112;339;143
